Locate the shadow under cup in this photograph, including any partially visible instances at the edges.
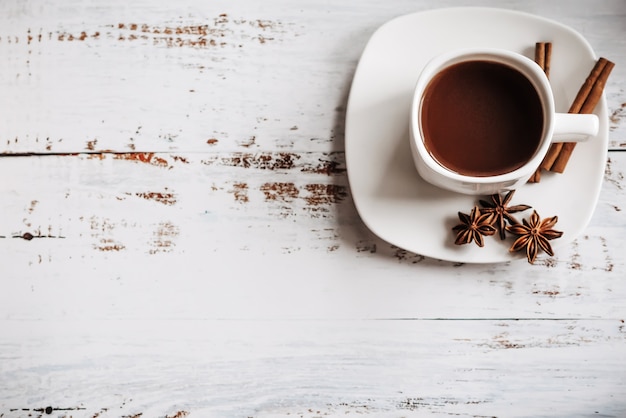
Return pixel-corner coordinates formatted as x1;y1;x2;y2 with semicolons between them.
420;59;544;178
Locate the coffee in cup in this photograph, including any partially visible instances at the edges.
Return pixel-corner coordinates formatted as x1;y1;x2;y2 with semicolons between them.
409;48;599;195
421;60;543;177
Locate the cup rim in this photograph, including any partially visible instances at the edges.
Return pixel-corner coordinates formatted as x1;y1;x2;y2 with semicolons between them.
410;47;555;183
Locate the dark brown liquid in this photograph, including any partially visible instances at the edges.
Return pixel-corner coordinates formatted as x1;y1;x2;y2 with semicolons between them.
421;60;543;177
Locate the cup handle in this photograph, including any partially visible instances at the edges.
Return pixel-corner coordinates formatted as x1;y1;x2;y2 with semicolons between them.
552;113;599;143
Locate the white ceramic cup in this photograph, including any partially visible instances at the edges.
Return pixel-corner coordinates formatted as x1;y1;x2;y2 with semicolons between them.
409;48;599;195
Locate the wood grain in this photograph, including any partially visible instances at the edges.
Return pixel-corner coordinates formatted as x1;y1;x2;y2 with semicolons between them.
1;0;625;416
1;152;625;321
0;0;624;154
1;319;625;417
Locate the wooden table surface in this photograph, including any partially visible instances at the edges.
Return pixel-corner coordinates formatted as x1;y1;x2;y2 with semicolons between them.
1;1;625;417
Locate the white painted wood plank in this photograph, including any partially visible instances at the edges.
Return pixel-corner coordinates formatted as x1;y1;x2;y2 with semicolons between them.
0;319;624;417
1;2;625;416
1;151;624;320
1;0;624;154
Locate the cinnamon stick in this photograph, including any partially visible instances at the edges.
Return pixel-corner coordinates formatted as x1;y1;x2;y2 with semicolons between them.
543;42;552;79
527;42;552;183
527;161;541;184
534;41;552;79
534;42;546;72
549;57;615;173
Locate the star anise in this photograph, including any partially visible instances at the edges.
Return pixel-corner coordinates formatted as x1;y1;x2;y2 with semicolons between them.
479;190;531;240
505;210;563;264
452;206;496;247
